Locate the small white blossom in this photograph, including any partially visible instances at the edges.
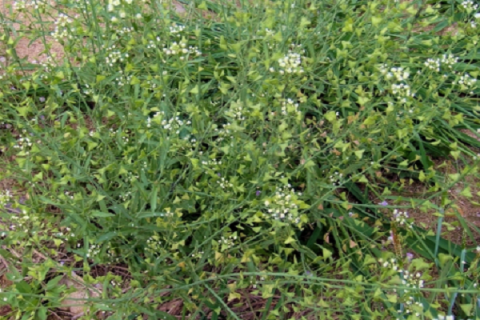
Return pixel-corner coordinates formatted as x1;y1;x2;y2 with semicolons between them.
277;49;304;75
393;209;412;227
424;58;441;72
461;0;478;11
454;73;477;89
440;54;458;69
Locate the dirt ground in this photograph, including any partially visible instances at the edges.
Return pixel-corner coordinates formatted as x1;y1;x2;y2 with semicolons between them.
0;0;186;63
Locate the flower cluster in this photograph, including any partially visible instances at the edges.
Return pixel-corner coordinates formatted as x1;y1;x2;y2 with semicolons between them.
86;244;101;258
52;13;73;41
226;101;247;121
146;111;191;134
105;46;128;67
12;0;45;11
400;269;425;292
212;124;232;143
169;23;185;34
190;250;204;259
109;128;129;143
12;0;30;11
10;209;37;233
105;243;121;264
461;0;478;11
379;257;398;271
115;71;132;87
13;133;33;155
250;275;266;289
124;171;139;183
264;184;302;224
433;315;455;320
393;209;413;228
163;40;201;60
217;177;233;190
424;58;441;72
109;276;122;288
119;191;131;202
218;233;237;252
378;63;389;75
55;227;76;242
440;54;458;69
0;190;12;207
272;50;305;75
386;67;410;82
145;233;162;255
328;171;343;186
379;258;425;318
147;37;161;49
82;83;94;96
38;55;58;76
391;83;413;103
117;27;134;36
280;98;300;116
63;191;74;200
107;0;133;13
454;73;477;91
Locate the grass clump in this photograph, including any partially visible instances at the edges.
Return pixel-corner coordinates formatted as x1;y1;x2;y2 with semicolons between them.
1;0;480;319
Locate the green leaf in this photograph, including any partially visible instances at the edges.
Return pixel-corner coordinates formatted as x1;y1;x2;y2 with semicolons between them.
372;16;382;26
37;308;48;320
91;211;115;218
46;276;64;291
354;150;364;159
150;187;158;212
460;187;472;198
190;85;200;94
16;281;32;294
300;17;310;29
138;212;166;219
322;247;332;259
325;111;337;123
17;106;30;118
460;304;473;316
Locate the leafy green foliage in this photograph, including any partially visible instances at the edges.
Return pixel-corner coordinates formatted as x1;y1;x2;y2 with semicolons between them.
1;0;480;319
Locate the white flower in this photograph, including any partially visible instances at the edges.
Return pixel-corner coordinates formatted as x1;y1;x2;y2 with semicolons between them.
277;49;304;75
424;58;441;72
454;73;477;89
461;0;478;11
389;67;409;81
440;54;458;68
